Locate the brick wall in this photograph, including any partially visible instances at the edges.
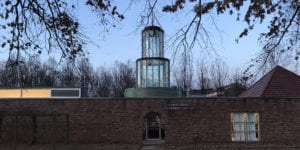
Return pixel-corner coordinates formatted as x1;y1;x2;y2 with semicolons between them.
0;98;298;149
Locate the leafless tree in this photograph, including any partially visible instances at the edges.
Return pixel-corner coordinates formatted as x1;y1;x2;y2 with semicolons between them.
1;0;299;93
171;52;193;96
75;58;95;97
0;55;22;87
0;0;124;63
164;0;300;75
196;60;211;91
58;60;78;87
43;57;59;87
171;65;182;89
225;69;248;96
94;66;113;97
210;58;229;96
111;61;135;97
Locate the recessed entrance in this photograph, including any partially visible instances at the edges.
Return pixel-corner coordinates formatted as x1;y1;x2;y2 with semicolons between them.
145;112;164;140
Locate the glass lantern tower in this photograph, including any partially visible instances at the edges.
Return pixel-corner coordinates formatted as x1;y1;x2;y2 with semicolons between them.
137;26;170;88
124;26;181;98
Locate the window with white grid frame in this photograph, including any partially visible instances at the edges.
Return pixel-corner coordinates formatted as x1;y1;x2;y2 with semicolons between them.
231;112;259;141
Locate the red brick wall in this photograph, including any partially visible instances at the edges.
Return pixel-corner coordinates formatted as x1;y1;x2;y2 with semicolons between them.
0;98;298;148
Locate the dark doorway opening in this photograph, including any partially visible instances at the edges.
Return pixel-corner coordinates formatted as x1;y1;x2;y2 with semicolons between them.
145;112;164;140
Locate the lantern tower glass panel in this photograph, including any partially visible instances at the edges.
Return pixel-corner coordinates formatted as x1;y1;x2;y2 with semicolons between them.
137;26;170;88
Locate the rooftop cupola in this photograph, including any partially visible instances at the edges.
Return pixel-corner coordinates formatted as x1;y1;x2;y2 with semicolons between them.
142;26;164;58
124;26;181;98
137;26;169;88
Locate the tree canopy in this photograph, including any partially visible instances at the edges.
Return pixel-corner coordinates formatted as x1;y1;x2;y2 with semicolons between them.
0;0;299;73
163;0;299;72
0;0;123;62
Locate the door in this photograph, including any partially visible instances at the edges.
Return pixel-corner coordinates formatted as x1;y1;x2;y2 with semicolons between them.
146;121;161;140
145;112;162;140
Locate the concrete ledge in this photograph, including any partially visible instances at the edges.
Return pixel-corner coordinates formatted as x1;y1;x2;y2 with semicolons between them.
124;87;182;98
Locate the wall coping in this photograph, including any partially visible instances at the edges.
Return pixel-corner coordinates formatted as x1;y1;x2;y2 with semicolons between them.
0;97;299;101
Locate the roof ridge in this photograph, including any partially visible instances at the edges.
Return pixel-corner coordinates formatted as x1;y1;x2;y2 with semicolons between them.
239;66;277;97
261;66;279;96
239;65;300;97
275;65;300;77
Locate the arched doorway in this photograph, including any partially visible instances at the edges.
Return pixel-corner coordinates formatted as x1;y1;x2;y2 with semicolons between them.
144;112;164;140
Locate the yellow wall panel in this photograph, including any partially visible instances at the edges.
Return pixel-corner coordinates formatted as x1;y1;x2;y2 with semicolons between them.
22;89;51;98
0;89;22;98
0;89;51;98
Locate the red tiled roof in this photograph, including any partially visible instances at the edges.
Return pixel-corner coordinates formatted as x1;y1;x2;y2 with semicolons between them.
240;66;300;97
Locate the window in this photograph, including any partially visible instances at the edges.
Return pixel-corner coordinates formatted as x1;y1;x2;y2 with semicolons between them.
231;112;259;142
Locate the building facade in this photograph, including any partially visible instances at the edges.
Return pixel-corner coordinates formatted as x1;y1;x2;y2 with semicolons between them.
0;98;298;149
